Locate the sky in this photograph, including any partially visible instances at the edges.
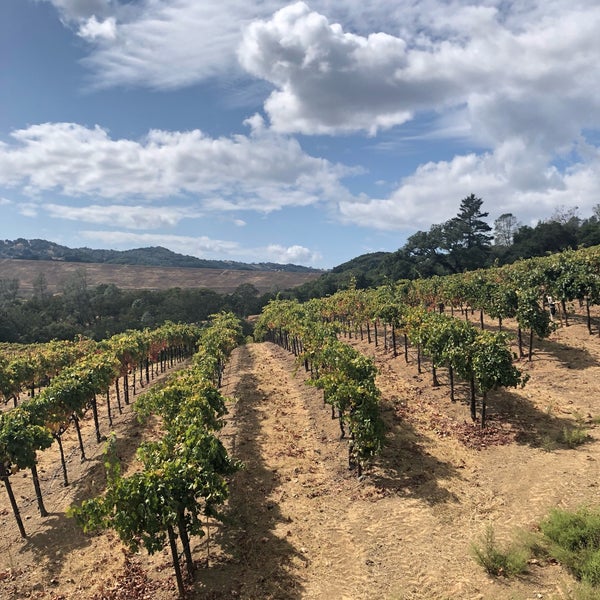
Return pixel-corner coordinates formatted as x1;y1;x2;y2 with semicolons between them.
1;1;600;269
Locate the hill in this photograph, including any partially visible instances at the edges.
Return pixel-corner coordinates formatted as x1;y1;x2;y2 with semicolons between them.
0;258;322;296
0;238;322;273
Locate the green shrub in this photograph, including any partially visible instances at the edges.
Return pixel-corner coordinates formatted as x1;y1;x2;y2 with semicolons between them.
471;525;528;577
561;425;590;448
581;549;600;586
540;507;600;584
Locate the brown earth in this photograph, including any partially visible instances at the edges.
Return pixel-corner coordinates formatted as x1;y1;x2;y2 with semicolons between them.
1;306;600;599
0;258;321;295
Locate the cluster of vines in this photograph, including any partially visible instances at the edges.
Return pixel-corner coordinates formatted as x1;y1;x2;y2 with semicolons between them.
70;312;243;598
316;247;600;424
0;321;200;539
319;284;526;427
255;299;385;477
0;338;97;408
406;245;600;351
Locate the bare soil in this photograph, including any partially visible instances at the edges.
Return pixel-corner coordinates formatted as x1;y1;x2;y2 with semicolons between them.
1;307;600;599
0;258;320;295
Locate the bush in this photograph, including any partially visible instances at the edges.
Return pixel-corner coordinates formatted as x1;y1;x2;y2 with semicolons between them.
471;525;528;577
581;549;600;586
540;507;600;584
561;425;590;448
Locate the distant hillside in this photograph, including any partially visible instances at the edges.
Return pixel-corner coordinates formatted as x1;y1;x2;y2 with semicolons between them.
0;258;322;296
0;239;322;273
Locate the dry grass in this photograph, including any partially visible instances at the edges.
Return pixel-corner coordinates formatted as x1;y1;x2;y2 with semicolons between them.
0;258;321;296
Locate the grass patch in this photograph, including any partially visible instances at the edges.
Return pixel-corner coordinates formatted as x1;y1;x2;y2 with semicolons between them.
540;506;600;586
472;506;600;591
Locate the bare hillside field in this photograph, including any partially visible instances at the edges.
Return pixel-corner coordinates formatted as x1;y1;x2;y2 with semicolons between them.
1;306;600;599
0;258;321;295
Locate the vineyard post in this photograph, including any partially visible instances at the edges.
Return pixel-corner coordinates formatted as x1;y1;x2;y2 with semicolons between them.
469;377;476;421
561;299;569;326
123;373;130;404
115;378;122;413
517;327;524;359
106;390;113;427
30;462;48;517
0;463;26;538
90;395;102;444
481;391;487;428
528;329;534;362
177;509;195;578
72;414;87;461
167;524;186;598
54;433;69;486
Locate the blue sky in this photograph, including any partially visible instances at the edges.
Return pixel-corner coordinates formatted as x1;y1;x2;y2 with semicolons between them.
1;0;599;269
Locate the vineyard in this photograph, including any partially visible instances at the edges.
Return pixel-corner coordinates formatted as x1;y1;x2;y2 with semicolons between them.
1;245;600;598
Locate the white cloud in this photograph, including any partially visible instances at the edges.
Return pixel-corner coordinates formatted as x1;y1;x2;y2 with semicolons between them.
18;203;39;218
80;230;321;264
78;15;117;40
42;203;202;229
0;197;11;206
81;230;241;257
263;243;321;264
239;2;600;138
339;141;600;231
0;122;350;211
78;1;283;89
239;2;414;135
29;1;600;246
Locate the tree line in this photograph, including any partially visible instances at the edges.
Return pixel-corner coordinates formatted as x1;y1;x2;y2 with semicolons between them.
290;196;600;295
0;271;265;343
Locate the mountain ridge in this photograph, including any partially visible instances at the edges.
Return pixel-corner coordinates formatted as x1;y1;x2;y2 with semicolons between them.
0;238;323;273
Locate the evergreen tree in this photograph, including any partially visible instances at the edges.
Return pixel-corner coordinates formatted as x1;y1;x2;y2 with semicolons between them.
447;194;493;250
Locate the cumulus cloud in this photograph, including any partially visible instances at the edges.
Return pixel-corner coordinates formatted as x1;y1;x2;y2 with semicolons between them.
78;15;117;40
25;1;600;244
339;142;600;231
263;243;321;264
240;2;415;134
0;122;350;211
239;2;600;139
